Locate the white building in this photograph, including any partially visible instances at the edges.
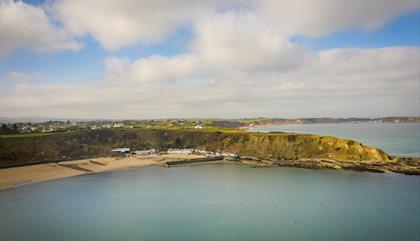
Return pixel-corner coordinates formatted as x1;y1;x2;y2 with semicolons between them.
113;123;124;128
194;125;206;129
221;152;239;158
41;128;54;133
167;148;193;154
134;149;157;156
112;147;130;153
193;149;213;155
21;125;37;133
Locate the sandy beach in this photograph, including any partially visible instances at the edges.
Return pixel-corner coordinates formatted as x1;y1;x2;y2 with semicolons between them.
0;154;204;190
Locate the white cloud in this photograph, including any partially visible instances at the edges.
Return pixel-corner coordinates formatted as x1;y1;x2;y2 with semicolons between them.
49;0;419;50
0;0;80;55
103;54;200;84
102;11;313;83
2;47;418;118
52;0;225;50
6;71;40;82
192;12;312;71
2;0;417;53
253;0;419;37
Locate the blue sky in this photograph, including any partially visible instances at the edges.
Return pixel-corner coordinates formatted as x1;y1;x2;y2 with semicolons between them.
1;0;419;118
1;23;194;87
292;10;420;50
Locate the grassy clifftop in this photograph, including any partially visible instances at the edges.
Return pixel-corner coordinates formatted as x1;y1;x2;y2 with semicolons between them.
0;128;391;166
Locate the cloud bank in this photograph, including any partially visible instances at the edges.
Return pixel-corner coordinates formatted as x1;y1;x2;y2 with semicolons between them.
3;47;418;118
1;0;419;118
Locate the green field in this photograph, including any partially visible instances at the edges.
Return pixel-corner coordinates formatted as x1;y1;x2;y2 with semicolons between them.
0;132;60;139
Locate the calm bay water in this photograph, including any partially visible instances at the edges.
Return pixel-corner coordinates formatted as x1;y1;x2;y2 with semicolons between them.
252;122;420;157
1;164;419;241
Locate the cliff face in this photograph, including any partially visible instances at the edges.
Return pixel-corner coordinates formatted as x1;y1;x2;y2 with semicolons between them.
0;129;391;166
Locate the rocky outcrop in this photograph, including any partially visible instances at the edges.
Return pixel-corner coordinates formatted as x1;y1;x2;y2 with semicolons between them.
268;158;420;175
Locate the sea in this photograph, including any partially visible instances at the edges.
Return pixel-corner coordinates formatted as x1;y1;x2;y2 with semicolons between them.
0;123;419;241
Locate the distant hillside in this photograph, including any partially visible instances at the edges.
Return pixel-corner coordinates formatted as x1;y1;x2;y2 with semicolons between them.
0;128;391;167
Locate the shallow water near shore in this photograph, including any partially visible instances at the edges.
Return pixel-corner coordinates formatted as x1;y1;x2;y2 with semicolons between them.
1;164;419;241
252;122;420;157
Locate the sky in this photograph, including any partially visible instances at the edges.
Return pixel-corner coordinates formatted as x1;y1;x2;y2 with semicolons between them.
0;0;419;119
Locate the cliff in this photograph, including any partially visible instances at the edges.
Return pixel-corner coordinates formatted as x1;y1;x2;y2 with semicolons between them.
0;128;391;167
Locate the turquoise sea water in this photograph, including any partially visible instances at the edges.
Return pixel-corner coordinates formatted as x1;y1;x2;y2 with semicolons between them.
252;123;420;157
1;164;419;241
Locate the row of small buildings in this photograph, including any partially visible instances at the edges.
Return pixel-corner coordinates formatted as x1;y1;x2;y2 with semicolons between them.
6;121;130;134
90;122;131;129
167;148;238;157
112;147;238;158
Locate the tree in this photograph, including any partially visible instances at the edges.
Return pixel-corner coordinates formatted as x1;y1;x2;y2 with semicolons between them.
175;137;182;147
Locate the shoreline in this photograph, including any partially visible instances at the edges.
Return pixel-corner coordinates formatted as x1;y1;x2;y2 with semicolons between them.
1;154;419;190
0;154;204;190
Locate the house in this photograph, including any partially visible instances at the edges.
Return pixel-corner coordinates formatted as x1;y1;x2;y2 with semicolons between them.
194;124;206;129
221;152;233;157
134;149;157;156
112;147;130;153
41;128;54;133
221;152;239;158
193;149;213;156
167;148;193;154
102;124;112;128
113;123;124;128
21;125;37;133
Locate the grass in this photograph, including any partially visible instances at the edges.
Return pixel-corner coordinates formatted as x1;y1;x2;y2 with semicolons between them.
118;125;243;133
0;132;57;138
0;125;248;140
0;131;76;139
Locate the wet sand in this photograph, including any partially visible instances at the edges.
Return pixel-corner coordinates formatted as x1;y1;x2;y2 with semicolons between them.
0;154;204;190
